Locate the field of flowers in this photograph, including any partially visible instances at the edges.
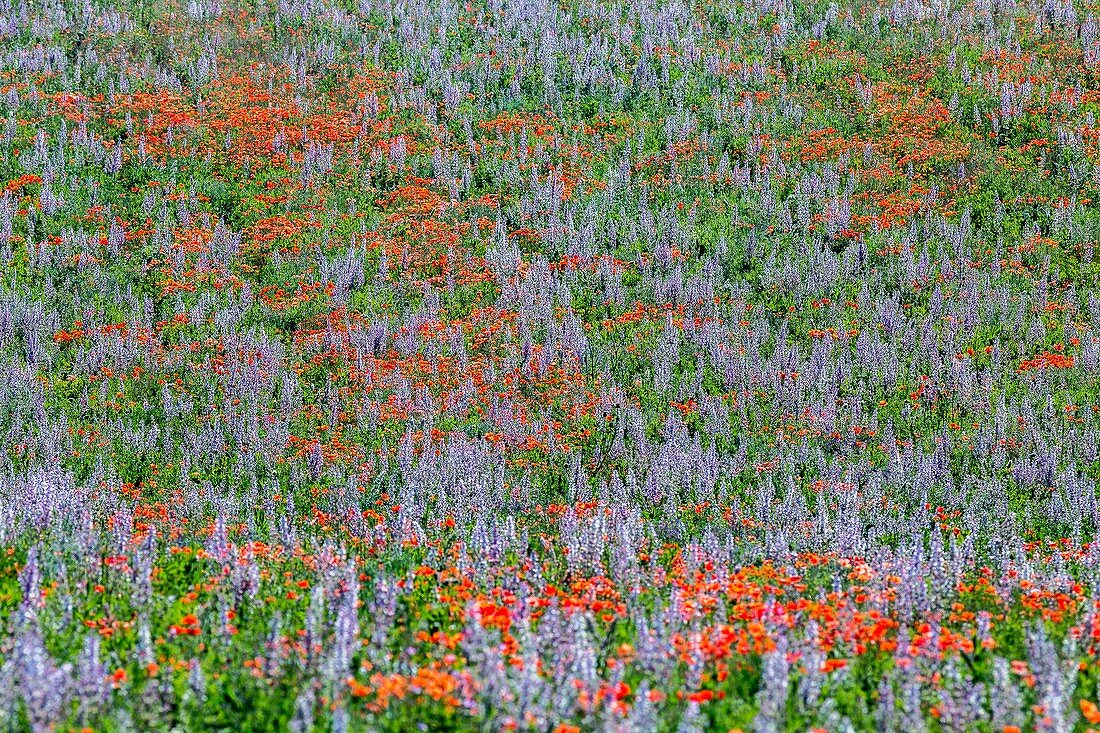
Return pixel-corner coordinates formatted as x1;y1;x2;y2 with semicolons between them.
10;0;1100;729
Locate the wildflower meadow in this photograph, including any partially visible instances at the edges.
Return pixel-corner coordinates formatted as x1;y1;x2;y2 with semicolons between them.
7;0;1100;729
